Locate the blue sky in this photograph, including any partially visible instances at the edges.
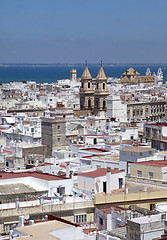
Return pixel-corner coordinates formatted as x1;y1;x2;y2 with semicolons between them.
0;0;167;63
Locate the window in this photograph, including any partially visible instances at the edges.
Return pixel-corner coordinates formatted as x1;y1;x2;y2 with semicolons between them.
58;137;60;143
57;125;60;130
81;82;83;88
74;214;87;223
57;186;65;195
150;203;155;211
97;83;98;89
103;182;106;193
139;152;143;156
137;170;142;178
100;217;103;225
88;82;90;88
103;83;105;90
103;100;106;110
149;172;154;179
96;165;101;170
119;178;123;189
94;138;97;144
88;99;91;108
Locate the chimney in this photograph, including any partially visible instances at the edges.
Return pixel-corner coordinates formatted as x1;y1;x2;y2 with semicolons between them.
29;220;34;225
106;167;111;194
9;230;13;240
18;216;25;227
66;163;70;178
69;170;73;179
15;198;19;209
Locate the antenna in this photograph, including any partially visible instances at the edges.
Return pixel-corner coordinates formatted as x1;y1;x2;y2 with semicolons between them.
85;60;87;66
101;60;102;67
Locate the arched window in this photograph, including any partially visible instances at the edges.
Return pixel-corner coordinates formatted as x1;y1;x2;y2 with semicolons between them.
88;82;90;88
103;100;106;109
88;99;91;108
103;83;105;90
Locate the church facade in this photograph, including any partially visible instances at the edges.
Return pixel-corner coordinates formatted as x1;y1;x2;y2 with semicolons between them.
80;65;109;113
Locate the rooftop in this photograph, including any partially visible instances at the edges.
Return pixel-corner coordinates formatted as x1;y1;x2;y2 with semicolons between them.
80;148;109;153
0;183;37;195
78;168;124;178
122;68;140;76
119;147;154;153
14;220;72;240
133;160;167;168
145;123;167;127
0;171;68;181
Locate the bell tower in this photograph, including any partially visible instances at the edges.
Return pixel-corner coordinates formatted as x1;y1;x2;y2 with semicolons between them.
80;62;94;110
94;62;109;111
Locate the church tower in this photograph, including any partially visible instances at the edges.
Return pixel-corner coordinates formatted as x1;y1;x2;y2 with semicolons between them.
80;63;94;110
94;64;109;111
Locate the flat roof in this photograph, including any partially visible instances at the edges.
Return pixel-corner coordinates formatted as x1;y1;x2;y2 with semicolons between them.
119;147;154;153
97;206;126;214
78;168;124;178
15;220;70;240
0;183;38;195
132;160;167;168
0;171;68;181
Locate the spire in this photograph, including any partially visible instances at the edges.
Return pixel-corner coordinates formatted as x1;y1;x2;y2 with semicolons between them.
81;62;92;79
96;64;107;80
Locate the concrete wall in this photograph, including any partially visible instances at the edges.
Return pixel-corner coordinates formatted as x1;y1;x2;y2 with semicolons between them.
119;149;154;163
0;200;94;234
22;145;47;158
91;159;119;171
130;164;163;180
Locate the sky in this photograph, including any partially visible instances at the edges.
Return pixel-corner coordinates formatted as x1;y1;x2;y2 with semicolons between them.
0;0;167;64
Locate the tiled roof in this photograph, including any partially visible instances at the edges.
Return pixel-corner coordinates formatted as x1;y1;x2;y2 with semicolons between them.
78;168;124;178
145;123;167;127
80;148;109;153
122;68;140;76
119;76;130;83
140;76;154;82
133;160;167;168
97;206;126;214
96;66;107;80
0;171;68;181
81;65;92;79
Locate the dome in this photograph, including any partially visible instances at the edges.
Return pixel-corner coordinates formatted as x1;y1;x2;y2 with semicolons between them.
57;99;62;103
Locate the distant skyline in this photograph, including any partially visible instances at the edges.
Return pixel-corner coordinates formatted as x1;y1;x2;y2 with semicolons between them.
0;0;167;64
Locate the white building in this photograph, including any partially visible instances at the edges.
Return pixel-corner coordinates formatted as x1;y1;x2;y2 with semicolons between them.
119;147;155;174
0;171;73;197
107;95;127;122
87;112;106;133
77;167;125;194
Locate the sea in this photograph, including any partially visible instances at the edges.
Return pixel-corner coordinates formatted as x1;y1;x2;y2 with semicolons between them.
0;64;167;84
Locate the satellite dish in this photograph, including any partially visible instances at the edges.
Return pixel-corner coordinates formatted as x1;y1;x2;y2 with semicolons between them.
24;213;30;221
